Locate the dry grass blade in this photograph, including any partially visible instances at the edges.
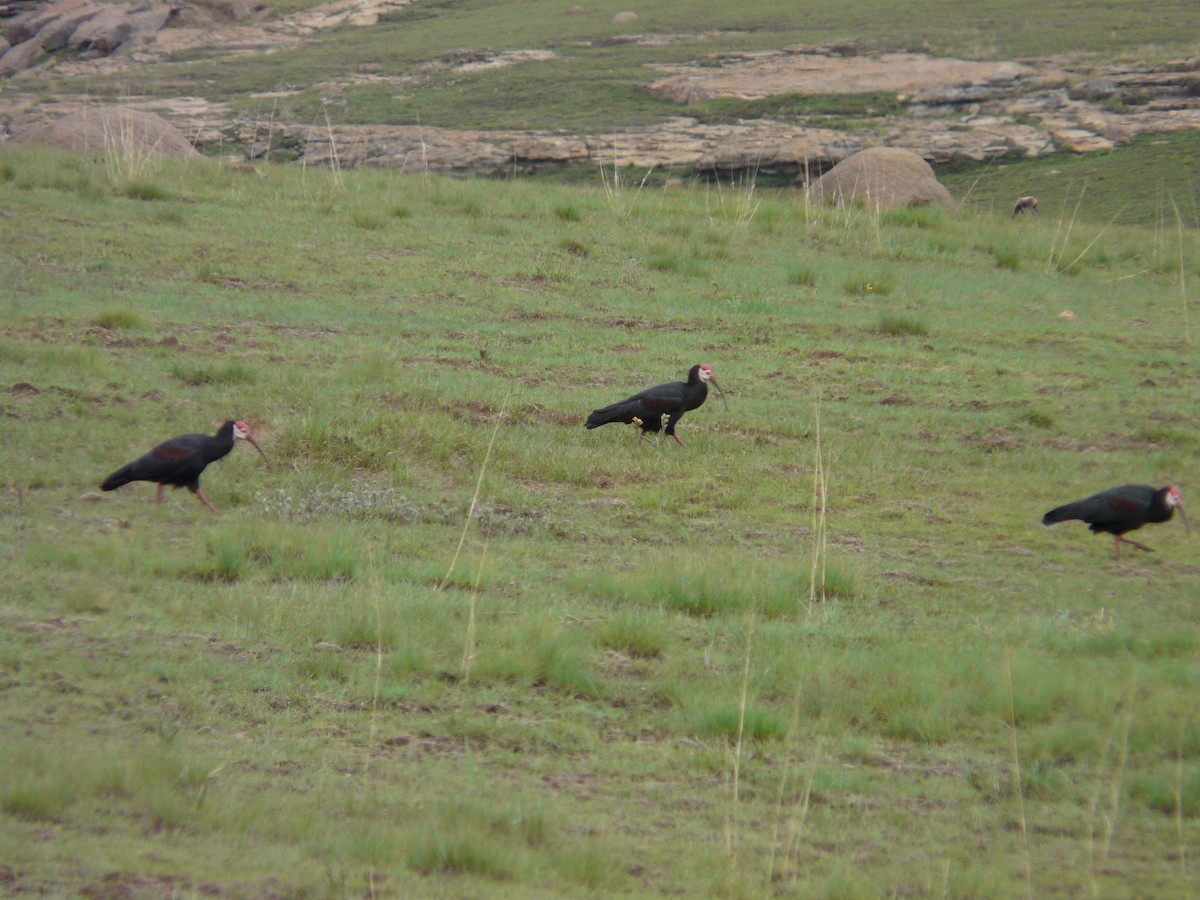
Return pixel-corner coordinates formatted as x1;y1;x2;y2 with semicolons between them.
441;398;508;590
458;528;491;689
1171;196;1191;343
808;393;828;617
1004;655;1033;899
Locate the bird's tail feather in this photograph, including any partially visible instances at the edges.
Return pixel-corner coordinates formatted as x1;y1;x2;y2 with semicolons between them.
1042;503;1081;526
100;465;135;491
586;402;635;429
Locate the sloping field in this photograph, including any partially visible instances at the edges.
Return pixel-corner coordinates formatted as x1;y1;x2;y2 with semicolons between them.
0;145;1198;896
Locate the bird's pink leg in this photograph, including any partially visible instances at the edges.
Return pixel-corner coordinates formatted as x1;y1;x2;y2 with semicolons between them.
671;434;686;448
194;490;219;514
1112;535;1121;560
156;484;165;505
1116;535;1152;554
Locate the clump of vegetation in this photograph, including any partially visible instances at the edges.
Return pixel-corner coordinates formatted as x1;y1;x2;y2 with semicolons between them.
90;307;142;330
877;313;929;336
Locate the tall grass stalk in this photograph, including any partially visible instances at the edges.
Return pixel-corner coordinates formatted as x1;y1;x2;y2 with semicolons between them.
323;110;344;190
1004;656;1033;899
366;550;385;750
724;611;757;871
705;167;761;228
765;689;804;887
1171;197;1191;343
1058;208;1123;274
808;395;829;617
458;529;491;689
101;103;167;186
1175;724;1188;878
441;398;507;590
598;137;653;216
1088;671;1135;897
1047;181;1086;273
781;737;820;881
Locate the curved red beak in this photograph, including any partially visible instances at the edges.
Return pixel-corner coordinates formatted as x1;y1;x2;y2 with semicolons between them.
242;433;268;463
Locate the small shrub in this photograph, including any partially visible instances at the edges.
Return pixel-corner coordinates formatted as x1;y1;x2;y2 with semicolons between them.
992;244;1021;270
877;314;929;337
553;202;582;222
351;210;386;230
119;181;170;201
786;264;817;287
1019;410;1054;429
598;611;666;659
1;780;73;821
1128;770;1200;817
648;253;681;273
558;237;589;257
90;307;143;330
687;701;789;741
881;708;950;744
169;362;256;386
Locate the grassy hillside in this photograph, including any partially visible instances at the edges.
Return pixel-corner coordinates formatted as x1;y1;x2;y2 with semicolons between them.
1;144;1198;896
944;130;1200;228
31;0;1200;136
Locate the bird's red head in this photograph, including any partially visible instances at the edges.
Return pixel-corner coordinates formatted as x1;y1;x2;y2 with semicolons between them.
696;364;728;410
1166;486;1190;536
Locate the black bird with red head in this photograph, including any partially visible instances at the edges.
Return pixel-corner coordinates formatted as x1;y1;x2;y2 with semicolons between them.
585;364;726;447
100;419;267;513
1042;484;1189;559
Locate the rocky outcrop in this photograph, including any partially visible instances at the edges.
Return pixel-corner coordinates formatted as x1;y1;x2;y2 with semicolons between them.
806;147;957;210
1;8;1197;181
0;0;175;76
12;105;200;158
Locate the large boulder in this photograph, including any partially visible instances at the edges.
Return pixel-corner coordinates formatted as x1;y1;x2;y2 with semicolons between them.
12;106;201;159
38;3;106;52
69;1;173;54
0;33;44;76
806;146;956;211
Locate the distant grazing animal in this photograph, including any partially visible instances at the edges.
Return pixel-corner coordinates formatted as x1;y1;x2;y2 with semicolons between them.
1042;484;1189;559
101;420;267;513
585;364;726;447
1012;195;1038;217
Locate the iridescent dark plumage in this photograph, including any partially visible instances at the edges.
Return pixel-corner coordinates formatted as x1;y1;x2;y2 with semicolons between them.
585;364;725;447
1042;484;1188;559
100;419;266;513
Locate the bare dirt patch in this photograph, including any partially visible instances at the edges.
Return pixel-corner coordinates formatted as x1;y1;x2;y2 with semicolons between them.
650;51;1037;103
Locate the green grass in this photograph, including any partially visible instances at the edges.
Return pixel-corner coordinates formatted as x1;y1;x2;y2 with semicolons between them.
945;130;1200;227
1;142;1200;896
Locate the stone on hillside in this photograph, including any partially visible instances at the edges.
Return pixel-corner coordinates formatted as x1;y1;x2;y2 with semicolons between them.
66;1;172;53
38;4;106;52
806;147;956;211
12;0;86;41
13;106;201;158
566;4;586;13
612;11;637;23
0;35;44;76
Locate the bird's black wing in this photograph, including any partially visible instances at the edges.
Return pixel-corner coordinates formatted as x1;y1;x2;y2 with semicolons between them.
1044;485;1153;528
586;381;685;428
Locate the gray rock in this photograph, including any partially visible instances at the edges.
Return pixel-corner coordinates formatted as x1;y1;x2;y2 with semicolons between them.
38;4;105;52
0;36;45;77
